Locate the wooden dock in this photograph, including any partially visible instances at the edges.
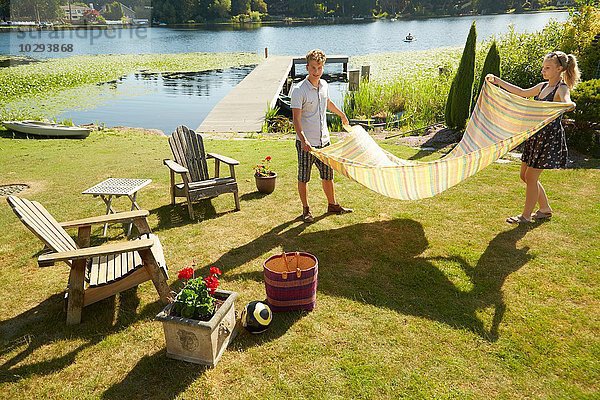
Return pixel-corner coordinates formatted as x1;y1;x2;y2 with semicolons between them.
196;55;349;133
197;56;292;133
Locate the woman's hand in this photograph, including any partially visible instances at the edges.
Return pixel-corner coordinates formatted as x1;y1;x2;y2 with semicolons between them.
486;74;498;85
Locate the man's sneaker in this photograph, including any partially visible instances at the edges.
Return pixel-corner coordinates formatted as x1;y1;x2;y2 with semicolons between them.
327;203;353;214
302;206;314;223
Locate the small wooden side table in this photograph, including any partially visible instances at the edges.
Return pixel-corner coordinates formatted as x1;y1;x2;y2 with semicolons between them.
83;178;152;236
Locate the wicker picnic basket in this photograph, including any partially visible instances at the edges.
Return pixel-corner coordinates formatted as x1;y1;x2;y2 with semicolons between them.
263;252;318;312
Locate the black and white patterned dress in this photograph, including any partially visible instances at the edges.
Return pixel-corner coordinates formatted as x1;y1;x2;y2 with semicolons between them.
521;82;568;169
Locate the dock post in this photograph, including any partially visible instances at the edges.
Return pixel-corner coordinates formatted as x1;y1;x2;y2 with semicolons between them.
361;65;370;82
265;47;268;58
348;69;360;91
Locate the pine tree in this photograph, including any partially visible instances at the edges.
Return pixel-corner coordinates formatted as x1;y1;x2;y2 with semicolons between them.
473;41;501;110
445;21;477;131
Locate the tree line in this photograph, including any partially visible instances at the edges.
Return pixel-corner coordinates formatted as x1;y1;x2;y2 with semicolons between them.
152;0;560;23
1;0;562;23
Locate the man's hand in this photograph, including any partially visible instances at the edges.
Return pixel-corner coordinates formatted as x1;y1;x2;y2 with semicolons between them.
341;114;349;126
302;140;312;152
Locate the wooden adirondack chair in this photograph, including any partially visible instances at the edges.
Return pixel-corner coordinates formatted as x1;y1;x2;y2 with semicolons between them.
164;125;240;219
7;196;171;325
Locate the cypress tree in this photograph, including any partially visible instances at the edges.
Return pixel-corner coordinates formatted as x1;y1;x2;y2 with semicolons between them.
473;41;501;110
444;79;456;128
445;21;477;131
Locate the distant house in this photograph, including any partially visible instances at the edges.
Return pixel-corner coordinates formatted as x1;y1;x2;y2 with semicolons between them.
101;2;136;23
556;0;575;6
60;5;93;23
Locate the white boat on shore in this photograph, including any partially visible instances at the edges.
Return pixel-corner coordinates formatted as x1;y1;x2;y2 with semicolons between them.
2;120;90;138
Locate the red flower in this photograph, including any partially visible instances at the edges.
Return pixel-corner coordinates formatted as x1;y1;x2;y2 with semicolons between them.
177;267;194;281
204;275;220;295
210;266;222;276
265;156;272;161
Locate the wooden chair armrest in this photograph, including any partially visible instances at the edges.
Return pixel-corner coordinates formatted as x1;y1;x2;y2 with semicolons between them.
163;159;189;174
60;210;150;228
207;153;240;166
38;239;155;264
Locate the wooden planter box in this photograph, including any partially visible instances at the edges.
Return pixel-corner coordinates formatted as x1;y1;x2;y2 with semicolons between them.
156;290;238;367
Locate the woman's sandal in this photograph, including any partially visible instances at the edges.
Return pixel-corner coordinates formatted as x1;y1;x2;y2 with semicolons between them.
506;215;533;224
531;210;553;220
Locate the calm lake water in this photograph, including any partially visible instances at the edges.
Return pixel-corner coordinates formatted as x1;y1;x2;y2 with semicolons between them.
55;67;254;133
2;12;568;57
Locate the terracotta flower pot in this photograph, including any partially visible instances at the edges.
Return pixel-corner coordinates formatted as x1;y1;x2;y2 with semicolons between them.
156;289;238;367
255;172;277;194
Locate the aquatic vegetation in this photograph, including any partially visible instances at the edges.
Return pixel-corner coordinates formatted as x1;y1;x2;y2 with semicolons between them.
345;48;461;129
0;52;260;120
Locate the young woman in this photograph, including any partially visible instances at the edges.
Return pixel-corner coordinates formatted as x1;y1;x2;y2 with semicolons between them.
487;51;580;224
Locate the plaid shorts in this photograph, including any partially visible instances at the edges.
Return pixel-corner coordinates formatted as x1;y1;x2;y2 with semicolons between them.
296;140;334;182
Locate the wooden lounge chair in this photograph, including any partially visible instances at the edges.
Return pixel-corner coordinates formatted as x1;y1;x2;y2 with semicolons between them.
7;195;171;325
164;125;240;219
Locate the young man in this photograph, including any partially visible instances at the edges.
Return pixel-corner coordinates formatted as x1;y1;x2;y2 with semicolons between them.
291;49;353;223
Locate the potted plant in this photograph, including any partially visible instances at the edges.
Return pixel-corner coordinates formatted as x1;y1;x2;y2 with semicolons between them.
254;155;277;194
156;266;238;367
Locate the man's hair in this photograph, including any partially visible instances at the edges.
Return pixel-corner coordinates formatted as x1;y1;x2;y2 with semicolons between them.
306;49;326;64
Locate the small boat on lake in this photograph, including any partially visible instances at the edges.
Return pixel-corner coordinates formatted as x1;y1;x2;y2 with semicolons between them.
2;120;90;138
404;33;415;42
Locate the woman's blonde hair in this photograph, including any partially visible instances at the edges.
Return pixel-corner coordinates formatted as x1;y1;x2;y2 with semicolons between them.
306;49;327;65
545;51;581;89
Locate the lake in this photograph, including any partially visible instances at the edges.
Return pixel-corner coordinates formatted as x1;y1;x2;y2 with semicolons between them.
55;67;255;134
2;12;568;58
1;11;569;133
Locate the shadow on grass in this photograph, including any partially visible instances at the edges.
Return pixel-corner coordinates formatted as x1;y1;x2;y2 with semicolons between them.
407;128;461;161
233;311;306;351
208;217;541;342
0;287;162;384
101;349;207;400
152;199;234;231
239;191;269;202
428;221;543;341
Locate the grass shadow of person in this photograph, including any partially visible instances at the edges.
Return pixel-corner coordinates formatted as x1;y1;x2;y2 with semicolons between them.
0;287;157;384
101;349;208;400
428;221;544;341
215;217;542;341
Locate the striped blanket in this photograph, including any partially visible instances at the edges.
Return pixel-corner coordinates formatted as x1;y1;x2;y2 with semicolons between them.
311;80;573;200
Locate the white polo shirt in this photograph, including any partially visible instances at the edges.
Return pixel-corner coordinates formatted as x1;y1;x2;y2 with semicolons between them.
290;78;330;147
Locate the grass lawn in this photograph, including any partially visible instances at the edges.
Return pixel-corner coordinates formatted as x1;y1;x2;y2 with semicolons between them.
0;129;598;399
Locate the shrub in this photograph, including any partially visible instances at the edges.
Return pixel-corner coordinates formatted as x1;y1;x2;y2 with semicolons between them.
494;22;564;89
445;21;476;131
566;79;600;157
561;4;600;80
473;41;500;110
570;79;600;123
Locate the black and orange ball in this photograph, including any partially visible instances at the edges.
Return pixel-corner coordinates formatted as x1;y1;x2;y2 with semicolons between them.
242;301;272;334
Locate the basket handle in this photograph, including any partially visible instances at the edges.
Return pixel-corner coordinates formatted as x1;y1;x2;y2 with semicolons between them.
281;251;290;279
295;252;301;278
